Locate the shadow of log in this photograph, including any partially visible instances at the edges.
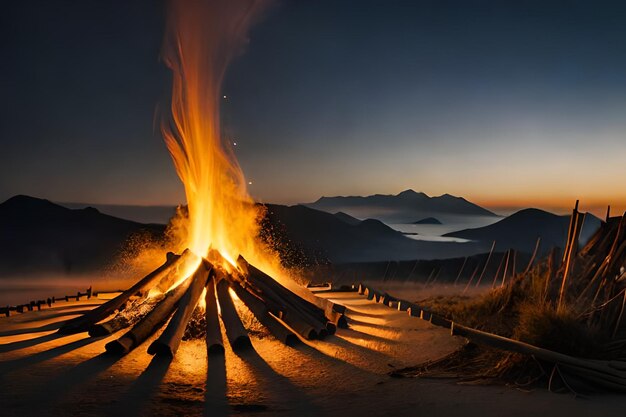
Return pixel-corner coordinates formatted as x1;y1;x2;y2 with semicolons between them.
15;352;122;414
346;317;401;331
204;352;228;417
344;306;389;318
294;339;379;378
107;355;172;417
0;321;68;337
0;335;106;374
0;332;70;353
234;345;323;417
19;309;94;323
339;327;400;345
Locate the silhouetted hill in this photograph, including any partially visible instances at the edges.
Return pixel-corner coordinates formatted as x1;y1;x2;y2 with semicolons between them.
333;211;361;225
444;208;602;254
305;189;496;223
413;217;442;225
60;202;176;224
0;195;164;275
260;204;486;264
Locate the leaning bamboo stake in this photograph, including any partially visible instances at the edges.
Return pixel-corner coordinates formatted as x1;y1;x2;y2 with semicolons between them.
475;241;496;287
524;237;541;274
59;251;188;335
559;210;585;310
462;265;480;294
105;270;195;355
612;291;626;339
490;252;506;288
148;262;212;357
500;249;511;288
215;277;251;350
453;257;468;286
205;277;225;354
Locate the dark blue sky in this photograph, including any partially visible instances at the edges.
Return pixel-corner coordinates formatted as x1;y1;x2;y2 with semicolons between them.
2;0;626;214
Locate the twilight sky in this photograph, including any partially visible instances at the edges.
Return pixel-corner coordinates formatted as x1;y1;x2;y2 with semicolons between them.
2;0;626;216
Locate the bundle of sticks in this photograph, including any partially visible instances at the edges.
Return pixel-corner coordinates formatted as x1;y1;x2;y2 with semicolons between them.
58;249;347;358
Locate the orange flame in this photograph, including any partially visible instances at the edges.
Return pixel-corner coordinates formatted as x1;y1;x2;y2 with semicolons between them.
161;0;282;281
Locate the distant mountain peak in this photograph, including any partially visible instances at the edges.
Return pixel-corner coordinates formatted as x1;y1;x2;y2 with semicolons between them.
305;189;497;221
397;189;427;197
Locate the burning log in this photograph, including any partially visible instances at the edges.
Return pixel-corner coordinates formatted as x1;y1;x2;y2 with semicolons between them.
215;277;251;350
205;277;225;355
148;262;212;357
105;264;198;355
59;252;189;335
227;278;299;346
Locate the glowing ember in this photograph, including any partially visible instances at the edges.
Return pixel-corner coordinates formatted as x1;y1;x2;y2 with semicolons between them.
161;0;282;281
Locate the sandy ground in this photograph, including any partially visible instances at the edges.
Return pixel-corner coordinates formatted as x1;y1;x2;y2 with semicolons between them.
1;286;626;416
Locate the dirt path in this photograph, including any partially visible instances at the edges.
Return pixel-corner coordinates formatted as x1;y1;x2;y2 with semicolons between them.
1;289;625;416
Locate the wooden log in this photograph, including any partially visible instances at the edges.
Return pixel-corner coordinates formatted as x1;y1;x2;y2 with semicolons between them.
475;240;496;287
240;276;320;340
148;262;212;357
59;252;186;335
451;322;626;380
104;271;195;355
155;250;197;293
228;278;299;346
239;256;340;321
236;258;328;338
89;315;131;337
215;278;251;350
204;277;225;355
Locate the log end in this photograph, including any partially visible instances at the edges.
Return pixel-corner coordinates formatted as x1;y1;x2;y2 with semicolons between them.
332;303;347;314
336;315;349;329
57;323;86;335
207;343;225;356
105;337;133;355
147;341;175;358
325;322;337;335
88;323;113;337
231;336;252;351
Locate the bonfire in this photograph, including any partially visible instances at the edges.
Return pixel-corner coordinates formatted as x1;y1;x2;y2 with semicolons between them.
58;0;346;359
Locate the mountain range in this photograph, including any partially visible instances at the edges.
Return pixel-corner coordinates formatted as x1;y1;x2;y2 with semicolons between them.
444;208;602;254
0;194;602;276
304;189;497;223
0;195;164;275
